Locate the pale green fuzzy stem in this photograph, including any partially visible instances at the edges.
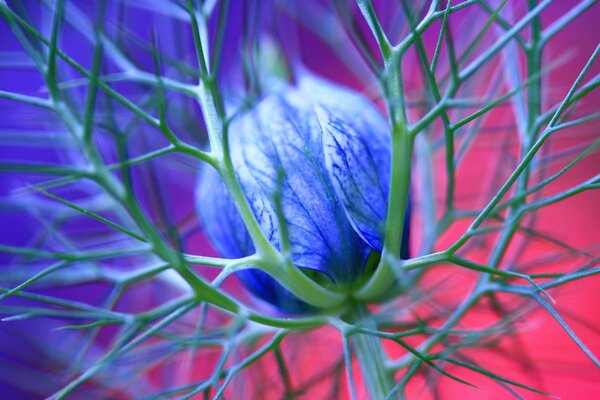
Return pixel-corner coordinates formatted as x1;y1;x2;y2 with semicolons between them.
356;120;413;301
349;306;395;399
354;31;413;300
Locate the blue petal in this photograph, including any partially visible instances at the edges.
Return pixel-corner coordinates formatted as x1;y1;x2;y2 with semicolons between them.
236;269;312;314
305;75;410;257
305;83;387;252
196;165;309;313
196;73;411;313
196;166;255;259
230;93;370;283
401;195;411;259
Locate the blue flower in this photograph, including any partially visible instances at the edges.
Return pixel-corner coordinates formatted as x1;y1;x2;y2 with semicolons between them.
196;73;410;313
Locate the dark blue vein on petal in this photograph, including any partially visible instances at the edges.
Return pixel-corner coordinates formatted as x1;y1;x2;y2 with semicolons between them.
317;106;390;252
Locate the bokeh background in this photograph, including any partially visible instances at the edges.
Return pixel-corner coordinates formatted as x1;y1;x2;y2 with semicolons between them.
1;1;599;398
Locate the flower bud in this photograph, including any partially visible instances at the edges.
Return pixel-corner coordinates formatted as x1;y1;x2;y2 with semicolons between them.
196;73;410;312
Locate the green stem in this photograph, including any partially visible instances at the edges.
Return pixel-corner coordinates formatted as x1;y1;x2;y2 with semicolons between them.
356;121;413;301
486;1;543;270
349;306;394;398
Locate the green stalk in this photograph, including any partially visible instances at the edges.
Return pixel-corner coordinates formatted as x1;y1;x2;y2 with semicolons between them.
352;2;414;301
486;0;543;270
348;305;395;398
356;106;413;301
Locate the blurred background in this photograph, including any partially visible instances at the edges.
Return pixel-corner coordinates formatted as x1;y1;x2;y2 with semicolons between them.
1;1;599;398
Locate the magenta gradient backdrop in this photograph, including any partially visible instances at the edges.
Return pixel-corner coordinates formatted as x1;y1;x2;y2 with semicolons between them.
0;1;599;399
